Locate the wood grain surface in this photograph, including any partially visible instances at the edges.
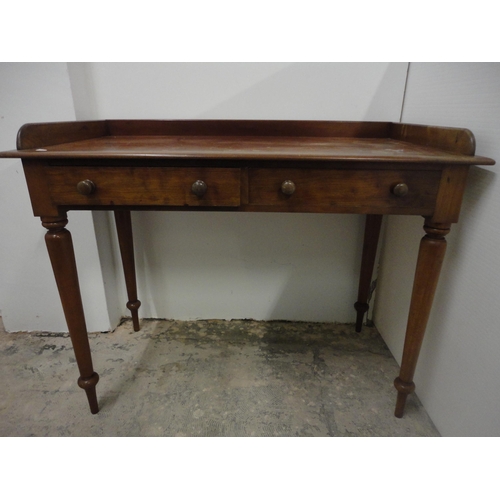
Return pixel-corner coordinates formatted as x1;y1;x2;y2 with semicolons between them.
1;120;494;165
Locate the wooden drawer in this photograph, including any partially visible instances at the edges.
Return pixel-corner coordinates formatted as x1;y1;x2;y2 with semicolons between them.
45;166;241;207
248;168;442;214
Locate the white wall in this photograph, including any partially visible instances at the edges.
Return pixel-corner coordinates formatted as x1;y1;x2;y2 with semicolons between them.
0;63;112;332
68;62;408;322
374;63;500;436
71;62;407;121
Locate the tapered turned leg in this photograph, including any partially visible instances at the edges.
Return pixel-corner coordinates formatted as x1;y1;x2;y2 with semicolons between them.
394;220;450;418
114;210;141;331
354;214;383;332
42;215;99;414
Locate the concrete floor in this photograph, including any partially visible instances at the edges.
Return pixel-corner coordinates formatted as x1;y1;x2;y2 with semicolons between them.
0;317;439;437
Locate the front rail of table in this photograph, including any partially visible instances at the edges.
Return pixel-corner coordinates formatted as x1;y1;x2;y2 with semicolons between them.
0;120;495;418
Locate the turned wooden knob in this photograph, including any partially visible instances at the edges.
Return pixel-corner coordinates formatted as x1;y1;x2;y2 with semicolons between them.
191;180;208;197
281;180;296;196
76;179;96;195
392;183;409;197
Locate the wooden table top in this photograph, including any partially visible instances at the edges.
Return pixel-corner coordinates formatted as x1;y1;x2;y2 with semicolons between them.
1;135;494;164
0;119;495;165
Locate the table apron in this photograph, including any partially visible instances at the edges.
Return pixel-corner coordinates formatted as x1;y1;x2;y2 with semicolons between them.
35;165;443;216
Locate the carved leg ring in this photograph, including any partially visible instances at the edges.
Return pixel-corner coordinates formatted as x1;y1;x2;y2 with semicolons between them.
114;210;141;332
42;216;100;414
394;220;449;418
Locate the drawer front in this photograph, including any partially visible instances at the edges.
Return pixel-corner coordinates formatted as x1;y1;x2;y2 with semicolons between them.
248;168;442;213
45;166;241;207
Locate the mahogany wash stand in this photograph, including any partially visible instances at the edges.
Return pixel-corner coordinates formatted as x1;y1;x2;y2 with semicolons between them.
0;120;495;418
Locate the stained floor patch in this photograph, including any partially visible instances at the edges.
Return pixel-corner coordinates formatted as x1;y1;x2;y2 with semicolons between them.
0;319;439;437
